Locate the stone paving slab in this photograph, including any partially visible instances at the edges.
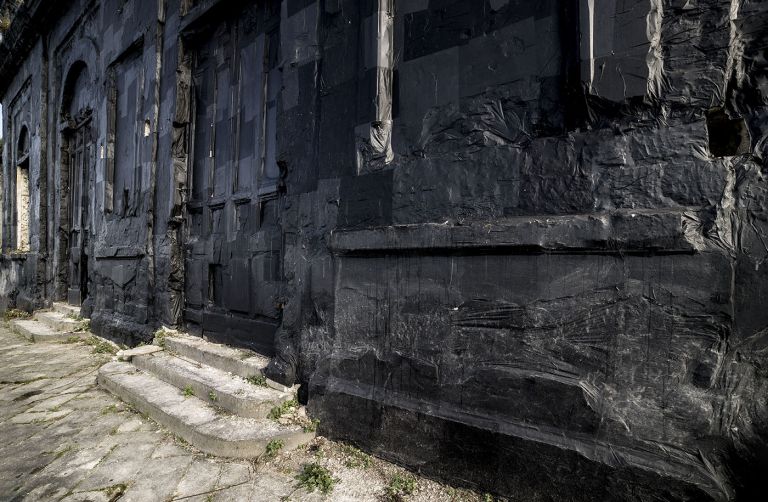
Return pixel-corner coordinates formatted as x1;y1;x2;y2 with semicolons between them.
0;323;490;502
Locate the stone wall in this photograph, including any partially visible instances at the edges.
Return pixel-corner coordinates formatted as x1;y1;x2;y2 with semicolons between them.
1;0;767;499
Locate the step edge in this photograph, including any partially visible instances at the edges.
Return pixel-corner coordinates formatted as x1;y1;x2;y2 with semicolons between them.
133;353;292;418
98;363;312;458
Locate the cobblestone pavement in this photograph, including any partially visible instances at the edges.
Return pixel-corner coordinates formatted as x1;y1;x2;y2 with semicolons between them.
0;324;490;502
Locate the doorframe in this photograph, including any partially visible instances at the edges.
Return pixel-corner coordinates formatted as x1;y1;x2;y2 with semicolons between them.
58;108;93;305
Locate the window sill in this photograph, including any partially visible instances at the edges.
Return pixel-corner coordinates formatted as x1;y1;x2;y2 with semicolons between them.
5;252;30;261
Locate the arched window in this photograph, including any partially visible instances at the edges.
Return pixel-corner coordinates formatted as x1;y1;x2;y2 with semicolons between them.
15;125;30;252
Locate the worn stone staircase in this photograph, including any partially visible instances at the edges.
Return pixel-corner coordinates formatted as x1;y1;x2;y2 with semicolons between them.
9;302;91;342
98;332;315;458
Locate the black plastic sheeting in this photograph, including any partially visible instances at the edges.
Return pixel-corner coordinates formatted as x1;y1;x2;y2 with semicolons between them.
291;1;768;500
1;0;768;499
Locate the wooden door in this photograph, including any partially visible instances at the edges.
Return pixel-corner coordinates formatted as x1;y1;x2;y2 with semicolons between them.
184;14;283;355
67;122;91;306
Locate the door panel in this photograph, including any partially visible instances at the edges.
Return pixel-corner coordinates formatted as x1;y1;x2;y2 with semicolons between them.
68;123;91;306
184;10;283;356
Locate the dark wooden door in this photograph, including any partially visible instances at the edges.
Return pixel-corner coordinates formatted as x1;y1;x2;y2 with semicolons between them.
184;14;283;356
67;121;91;306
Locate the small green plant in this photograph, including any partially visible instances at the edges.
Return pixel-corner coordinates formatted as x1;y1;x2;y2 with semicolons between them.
66;313;83;321
86;336;117;355
265;438;284;459
295;462;336;495
303;418;320;433
341;443;372;469
103;483;127;499
386;473;416;499
62;336;81;344
483;494;495;502
153;329;167;348
3;308;31;321
268;399;298;420
74;320;91;333
183;385;194;397
246;374;268;386
101;404;119;415
208;390;217;402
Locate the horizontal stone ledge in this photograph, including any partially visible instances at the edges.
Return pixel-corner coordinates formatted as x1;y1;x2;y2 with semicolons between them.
329;210;704;255
94;246;145;259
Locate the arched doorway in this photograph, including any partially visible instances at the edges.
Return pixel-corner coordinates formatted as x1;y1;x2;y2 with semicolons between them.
59;61;93;306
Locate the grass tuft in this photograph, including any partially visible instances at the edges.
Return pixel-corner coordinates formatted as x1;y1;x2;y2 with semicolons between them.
182;385;194;398
303;418;320;433
385;473;416;499
101;404;119;415
265;438;284;459
153;329;167;348
245;374;267;387
73;320;90;333
340;443;372;469
85;336;116;354
268;399;298;420
296;462;336;495
3;309;31;321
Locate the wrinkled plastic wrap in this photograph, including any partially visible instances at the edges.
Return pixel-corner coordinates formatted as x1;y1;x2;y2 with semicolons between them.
1;0;768;499
289;1;768;500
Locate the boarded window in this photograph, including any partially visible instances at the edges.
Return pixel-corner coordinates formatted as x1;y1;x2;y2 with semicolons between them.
190;21;281;201
107;45;144;216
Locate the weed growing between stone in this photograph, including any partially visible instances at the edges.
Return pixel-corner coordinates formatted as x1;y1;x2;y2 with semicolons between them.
85;336;117;355
295;462;336;495
101;404;119;415
102;483;127;499
340;443;372;469
386;473;416;499
73;320;90;332
268;399;298;420
303;418;320;433
245;374;267;386
265;438;284;460
182;385;194;397
3;309;31;321
153;330;167;348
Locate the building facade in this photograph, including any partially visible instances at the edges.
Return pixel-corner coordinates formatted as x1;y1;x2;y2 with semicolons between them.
1;0;768;499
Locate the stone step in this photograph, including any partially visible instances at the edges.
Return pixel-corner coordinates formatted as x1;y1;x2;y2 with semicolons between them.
35;311;84;332
132;351;293;419
98;361;314;458
163;334;291;391
10;319;86;343
52;302;82;318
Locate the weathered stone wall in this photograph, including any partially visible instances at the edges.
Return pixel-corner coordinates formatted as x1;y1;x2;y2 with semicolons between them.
1;32;47;312
1;0;767;499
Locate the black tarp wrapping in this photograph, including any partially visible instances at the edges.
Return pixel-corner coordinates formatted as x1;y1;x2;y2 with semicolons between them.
284;1;768;500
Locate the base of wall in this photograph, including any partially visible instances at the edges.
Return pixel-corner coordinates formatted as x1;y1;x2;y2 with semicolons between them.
308;380;722;502
91;310;155;347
